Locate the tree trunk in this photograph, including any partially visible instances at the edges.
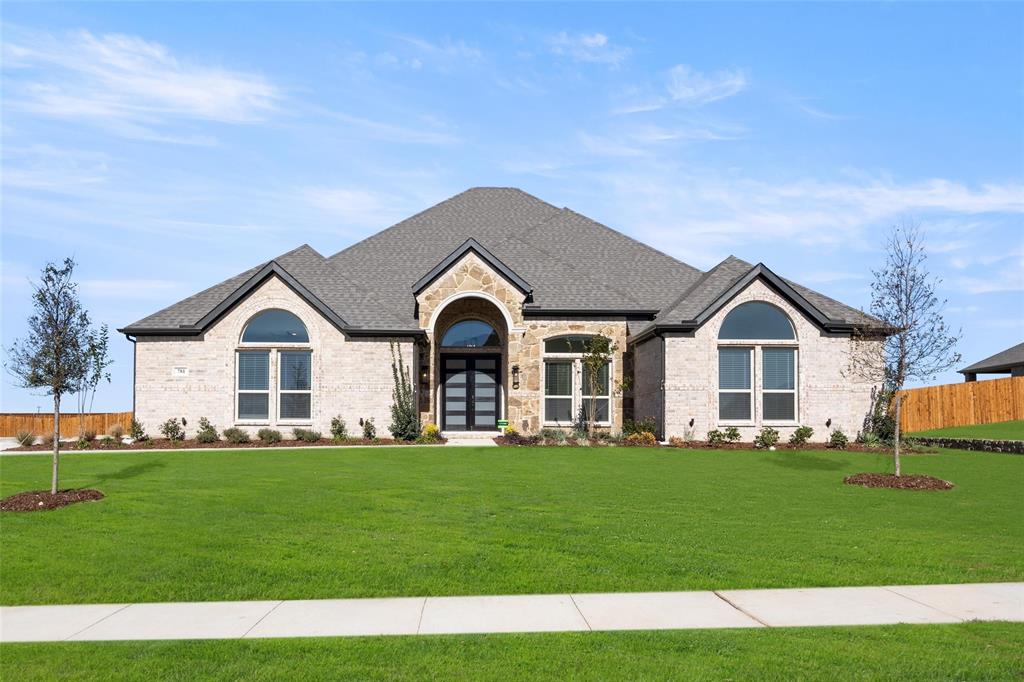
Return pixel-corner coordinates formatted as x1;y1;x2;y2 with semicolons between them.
52;394;61;495
893;396;902;478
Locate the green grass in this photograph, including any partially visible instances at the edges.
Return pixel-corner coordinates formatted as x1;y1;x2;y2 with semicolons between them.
1;446;1021;605
909;419;1024;441
3;623;1022;680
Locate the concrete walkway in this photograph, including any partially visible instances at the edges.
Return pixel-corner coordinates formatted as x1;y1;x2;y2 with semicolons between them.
2;583;1020;643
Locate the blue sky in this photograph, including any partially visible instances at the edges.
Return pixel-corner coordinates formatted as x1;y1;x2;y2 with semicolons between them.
2;2;1022;412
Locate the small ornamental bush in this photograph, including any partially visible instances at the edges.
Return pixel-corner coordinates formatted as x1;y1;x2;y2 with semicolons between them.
257;428;282;444
623;417;657;437
130;418;149;442
75;437;92;450
858;431;882;448
195;417;219;443
667;436;688;448
293;427;321;443
420;422;442;442
15;430;34;446
829;428;849;449
330;416;348;441
81;429;97;442
723;426;742;442
624;431;658;447
159;418;185;442
706;429;726;447
870;414;897;443
754;427;780;449
109;424;125;442
789;425;814;446
361;417;376;440
41;433;55;447
222;427;250;444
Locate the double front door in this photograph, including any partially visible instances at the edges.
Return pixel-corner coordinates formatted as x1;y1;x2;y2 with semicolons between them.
442;355;499;431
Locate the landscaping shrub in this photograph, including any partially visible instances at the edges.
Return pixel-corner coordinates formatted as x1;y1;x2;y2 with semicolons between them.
15;430;34;446
540;427;567;444
829;428;849;449
75;436;92;450
870;414;897;443
330;416;348;441
858;431;882;448
388;341;420;441
130;418;149;442
159;418;185;442
754;427;780;449
706;429;726;447
195;417;219;443
257;428;282;444
109;424;125;442
723;426;742;442
420;422;442;441
81;429;97;442
40;434;55;447
222;427;250;444
624;431;658;447
789;425;814;446
667;436;688;448
361;418;376;440
293;427;322;443
623;417;657;437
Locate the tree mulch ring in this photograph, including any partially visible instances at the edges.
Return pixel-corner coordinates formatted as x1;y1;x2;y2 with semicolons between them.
1;489;105;512
843;473;953;491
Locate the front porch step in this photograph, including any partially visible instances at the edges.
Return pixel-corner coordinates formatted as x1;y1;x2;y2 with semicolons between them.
442;431;501;446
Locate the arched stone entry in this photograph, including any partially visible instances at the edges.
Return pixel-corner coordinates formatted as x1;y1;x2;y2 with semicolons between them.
429;297;509;431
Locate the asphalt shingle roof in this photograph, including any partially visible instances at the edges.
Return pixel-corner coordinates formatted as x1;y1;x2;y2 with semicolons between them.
122;187;885;336
959;342;1024;374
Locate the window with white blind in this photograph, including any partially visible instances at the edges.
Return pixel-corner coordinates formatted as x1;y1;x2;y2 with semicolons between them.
544;361;573;423
279;351;312;420
718;347;753;421
582;362;610;423
237;351;270;420
762;347;796;421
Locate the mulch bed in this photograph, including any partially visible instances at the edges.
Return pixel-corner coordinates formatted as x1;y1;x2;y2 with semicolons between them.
843;473;954;491
9;438;444;452
1;489;105;512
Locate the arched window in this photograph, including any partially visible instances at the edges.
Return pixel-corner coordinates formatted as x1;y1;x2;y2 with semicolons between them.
242;310;309;343
542;335;612;426
441;320;500;348
717;302;796;423
718;302;794;340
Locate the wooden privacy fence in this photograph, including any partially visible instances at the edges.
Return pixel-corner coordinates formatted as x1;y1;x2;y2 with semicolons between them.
0;412;133;438
897;376;1024;433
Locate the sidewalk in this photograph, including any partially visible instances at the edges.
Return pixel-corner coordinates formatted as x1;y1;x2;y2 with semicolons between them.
2;583;1020;643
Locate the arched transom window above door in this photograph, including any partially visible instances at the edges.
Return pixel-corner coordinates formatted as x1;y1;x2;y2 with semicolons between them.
441;319;500;348
717;302;797;424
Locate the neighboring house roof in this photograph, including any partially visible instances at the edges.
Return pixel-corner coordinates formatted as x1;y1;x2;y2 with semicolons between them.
121;187;886;338
959;342;1024;375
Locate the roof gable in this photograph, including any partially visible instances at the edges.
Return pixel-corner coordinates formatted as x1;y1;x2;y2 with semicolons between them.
412;239;532;296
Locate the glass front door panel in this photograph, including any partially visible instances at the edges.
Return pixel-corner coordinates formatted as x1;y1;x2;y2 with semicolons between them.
442;355;500;431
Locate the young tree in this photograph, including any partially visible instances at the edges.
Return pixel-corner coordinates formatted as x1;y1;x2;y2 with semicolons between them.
6;259;91;494
75;323;113;436
854;220;961;475
388;340;420;441
581;336;616;438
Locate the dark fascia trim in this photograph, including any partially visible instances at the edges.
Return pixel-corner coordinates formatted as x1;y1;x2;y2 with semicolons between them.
411;238;532;296
522;307;659;319
626;264;890;345
345;328;425;338
958;363;1021;375
119;261;350;337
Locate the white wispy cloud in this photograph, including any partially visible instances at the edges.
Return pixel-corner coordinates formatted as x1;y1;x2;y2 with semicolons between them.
298;186;426;227
319;110;460;145
548;32;630;66
3;26;282;141
667;65;748;105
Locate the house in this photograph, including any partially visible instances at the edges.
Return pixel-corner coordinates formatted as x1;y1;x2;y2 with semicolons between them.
119;188;887;440
959;342;1024;382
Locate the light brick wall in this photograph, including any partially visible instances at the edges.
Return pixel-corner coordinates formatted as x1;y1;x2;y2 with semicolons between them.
659;279;882;442
134;276;413;438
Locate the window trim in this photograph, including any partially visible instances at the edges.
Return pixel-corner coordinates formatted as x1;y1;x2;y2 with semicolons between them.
277;350;313;425
236;350;271;424
543;360;574;425
717;346;754;425
239;309;310;345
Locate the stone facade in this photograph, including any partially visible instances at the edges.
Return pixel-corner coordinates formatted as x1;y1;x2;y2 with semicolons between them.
134;275;413;438
656;279;882;442
415;252;629;433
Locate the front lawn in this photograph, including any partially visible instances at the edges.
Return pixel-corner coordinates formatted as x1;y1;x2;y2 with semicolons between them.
2;445;1021;605
3;623;1022;681
909;419;1024;441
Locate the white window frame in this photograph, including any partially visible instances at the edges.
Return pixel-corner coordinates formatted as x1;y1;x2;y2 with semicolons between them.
580;361;611;425
541;338;614;427
760;346;799;425
277;350;313;425
236;350;271;424
717;346;754;425
542;359;575;426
